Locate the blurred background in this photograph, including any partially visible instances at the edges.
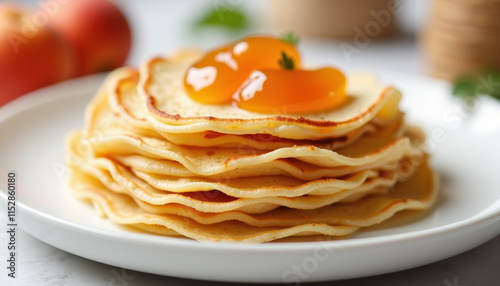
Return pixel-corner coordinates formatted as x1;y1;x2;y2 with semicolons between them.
1;0;499;106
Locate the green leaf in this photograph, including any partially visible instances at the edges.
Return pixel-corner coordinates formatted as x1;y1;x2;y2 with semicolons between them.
452;68;500;106
280;32;300;46
193;4;249;31
279;51;295;70
452;76;478;99
479;69;500;99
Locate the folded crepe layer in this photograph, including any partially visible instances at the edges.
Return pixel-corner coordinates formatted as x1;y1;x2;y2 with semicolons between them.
107;69;394;149
113;155;404;181
129;155;419;197
81;93;422;175
68;131;376;196
137;53;402;139
68;150;406;213
69;156;437;242
85;132;421;175
133;156;435;227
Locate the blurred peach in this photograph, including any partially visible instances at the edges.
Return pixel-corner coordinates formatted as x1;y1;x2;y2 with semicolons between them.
49;0;132;76
0;3;75;106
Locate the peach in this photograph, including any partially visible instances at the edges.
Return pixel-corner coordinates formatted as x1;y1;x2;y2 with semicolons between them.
0;3;75;106
49;0;132;76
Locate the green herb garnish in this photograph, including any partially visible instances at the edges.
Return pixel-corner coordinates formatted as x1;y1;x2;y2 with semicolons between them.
279;51;295;70
193;3;249;32
280;32;300;46
453;68;500;106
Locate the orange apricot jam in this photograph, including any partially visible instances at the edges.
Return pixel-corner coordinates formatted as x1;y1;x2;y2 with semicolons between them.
183;35;347;114
184;36;300;104
233;67;346;114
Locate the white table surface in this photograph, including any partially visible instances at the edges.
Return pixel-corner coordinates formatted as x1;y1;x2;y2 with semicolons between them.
1;0;499;285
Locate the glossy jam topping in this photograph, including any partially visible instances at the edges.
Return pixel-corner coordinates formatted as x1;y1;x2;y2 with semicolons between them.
232;67;346;114
183;35;347;114
184;36;301;104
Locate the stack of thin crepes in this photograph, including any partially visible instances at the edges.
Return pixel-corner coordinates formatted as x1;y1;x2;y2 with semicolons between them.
66;52;438;243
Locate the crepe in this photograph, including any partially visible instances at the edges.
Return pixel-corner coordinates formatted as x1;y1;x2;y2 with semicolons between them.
69;131;422;212
69;156;437;243
82;83;422;176
65;40;437;243
108;63;395;149
137;53;402;140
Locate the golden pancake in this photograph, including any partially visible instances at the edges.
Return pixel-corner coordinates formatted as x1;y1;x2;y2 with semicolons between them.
138;53;402;140
130;162;411;198
67;141;409;213
65;36;437;243
80;88;421;175
113;155;404;181
84;129;421;176
69;156;437;242
108;62;396;149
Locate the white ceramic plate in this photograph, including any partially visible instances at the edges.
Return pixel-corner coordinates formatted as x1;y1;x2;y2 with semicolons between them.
0;73;499;283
